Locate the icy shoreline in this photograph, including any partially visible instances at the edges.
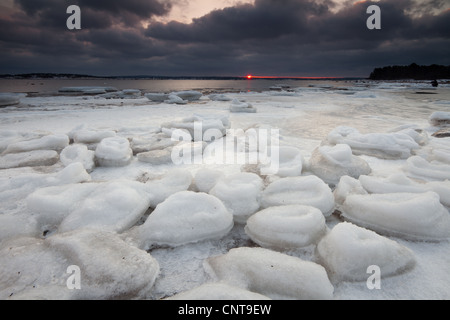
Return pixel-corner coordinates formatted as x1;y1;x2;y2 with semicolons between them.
0;81;449;300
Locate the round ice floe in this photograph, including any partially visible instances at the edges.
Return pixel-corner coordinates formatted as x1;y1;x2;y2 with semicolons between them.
310;144;371;186
162;115;227;142
261;176;335;217
72;129;116;144
204;247;334;300
316;222;415;282
0;150;59;169
245;205;326;250
31;180;151;234
429;111;450;127
145;92;170;102
171;90;203;101
341;192;450;241
137;149;172;165
166;282;271;300
209;172;263;224
140;191;233;249
0;93;21;107
145;169;193;207
404;156;450;181
60;144;95;172
0;229;160;300
326;126;419;159
164;94;187;105
209;94;232;101
261;146;303;177
2;134;69;155
194;168;224;193
230;98;257;113
333;175;367;205
95;136;133;167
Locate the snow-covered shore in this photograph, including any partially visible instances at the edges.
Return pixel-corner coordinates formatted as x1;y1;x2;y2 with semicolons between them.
0;81;449;300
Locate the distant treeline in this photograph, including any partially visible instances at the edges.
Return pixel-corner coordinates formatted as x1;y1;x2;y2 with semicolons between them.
369;63;450;80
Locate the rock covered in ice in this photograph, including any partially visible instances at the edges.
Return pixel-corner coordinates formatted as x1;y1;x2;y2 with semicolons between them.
245;205;326;250
130;133;176;155
209;172;263;224
145;92;170;102
326;126;419;159
165;282;271;300
140;191;233;249
429;111;450;127
2;134;69;155
193;168;224;193
0;93;21;107
204;247;334;300
145;169;193;207
164;94;188;105
261;176;335;217
0;229;160;299
333;175;368;205
230;98;257;113
95;136;133;167
341;192;450;241
432;128;450;138
28;180;151;234
171;90;203;101
404;156;450;181
60;144;95;172
316;222;415;282
100;89;142;99
0;131;50;154
0;150;59;169
309;144;371;186
137;149;172;165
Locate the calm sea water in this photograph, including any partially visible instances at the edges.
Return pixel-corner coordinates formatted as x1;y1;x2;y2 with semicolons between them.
0;78;354;94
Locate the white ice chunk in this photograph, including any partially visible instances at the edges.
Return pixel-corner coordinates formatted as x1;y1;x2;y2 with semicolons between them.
137;149;172;165
72;129;116;144
341;192;450;241
171;90;203;101
204;247;334;300
209;172;263;224
145;169;193;207
2;134;69;155
270;146;304;177
0;93;21;106
145;92;170;102
310;144;371;186
316;222;415;282
404;156;450;181
60;144;95;172
56;180;151;233
245;205;326;250
140;191;233;249
333;175;368;206
230;98;257;113
164;94;188;105
47;229;160;299
429;111;450;127
165;282;271;300
326;126;419;159
95;136;133;167
193;168;224;193
261;176;335;217
0;150;59;169
162;114;228;142
208;94;232;101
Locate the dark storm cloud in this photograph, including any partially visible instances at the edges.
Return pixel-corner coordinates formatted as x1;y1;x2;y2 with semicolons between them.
0;0;449;76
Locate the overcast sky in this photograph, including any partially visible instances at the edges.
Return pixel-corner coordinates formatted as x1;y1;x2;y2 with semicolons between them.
0;0;449;77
